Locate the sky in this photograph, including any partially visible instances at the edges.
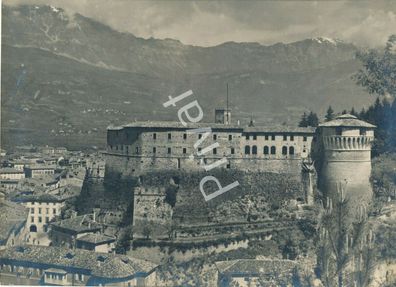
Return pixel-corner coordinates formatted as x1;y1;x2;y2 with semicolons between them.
3;0;396;47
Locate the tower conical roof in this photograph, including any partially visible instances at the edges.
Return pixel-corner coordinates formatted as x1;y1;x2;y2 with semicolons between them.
319;114;376;128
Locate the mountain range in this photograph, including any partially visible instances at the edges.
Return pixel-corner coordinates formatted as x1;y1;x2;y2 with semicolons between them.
1;4;374;149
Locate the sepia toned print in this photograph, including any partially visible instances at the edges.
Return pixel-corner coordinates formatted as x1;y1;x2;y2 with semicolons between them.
1;1;396;286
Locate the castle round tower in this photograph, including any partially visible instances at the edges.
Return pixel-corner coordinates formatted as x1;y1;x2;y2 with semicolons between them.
318;114;376;214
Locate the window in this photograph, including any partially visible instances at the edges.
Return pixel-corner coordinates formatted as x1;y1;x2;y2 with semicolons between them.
226;163;231;169
213;134;217;140
183;133;187;140
252;146;257;154
45;217;49;223
229;135;232;141
199;134;202;139
283;135;287;141
245;134;250;140
198;147;202;152
30;208;34;214
271;135;275;140
265;135;269;140
231;147;235;154
46;208;49;214
168;133;172;140
253;134;257;140
167;147;172;154
213;148;217;155
31;216;34;223
290;135;294;141
303;136;307;142
271;146;276;154
38;217;42;223
53;208;56;214
153;133;157;140
135;147;139;154
264;146;269;155
245;146;251;155
126;146;129;154
183;148;187;154
38;208;42;214
289;146;295;155
153;147;156;154
282;146;288;155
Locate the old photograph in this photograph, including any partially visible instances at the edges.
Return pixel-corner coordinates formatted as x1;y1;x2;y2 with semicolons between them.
1;0;396;286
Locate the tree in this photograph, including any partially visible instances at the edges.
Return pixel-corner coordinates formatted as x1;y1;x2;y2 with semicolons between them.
317;183;375;287
325;106;335;122
299;112;309;127
142;220;153;240
307;112;319;127
355;35;396;97
299;111;319;127
350;107;358;117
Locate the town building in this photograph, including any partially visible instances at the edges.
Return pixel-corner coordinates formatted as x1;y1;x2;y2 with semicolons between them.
25;165;56;178
76;233;116;253
50;214;103;248
0;168;25;180
13;194;66;245
0;193;28;250
0;245;158;286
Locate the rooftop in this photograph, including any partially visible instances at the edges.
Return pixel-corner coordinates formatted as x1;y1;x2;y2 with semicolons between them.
0;245;157;278
0;200;28;242
319;114;376;128
12;193;66;203
0;168;24;174
77;233;116;245
51;214;102;233
108;121;315;134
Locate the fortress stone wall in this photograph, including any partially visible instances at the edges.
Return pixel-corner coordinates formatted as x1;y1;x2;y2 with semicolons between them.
104;121;315;176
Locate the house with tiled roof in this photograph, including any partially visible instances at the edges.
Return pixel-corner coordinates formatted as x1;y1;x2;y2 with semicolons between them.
50;214;103;248
76;233;116;253
0;193;28;250
0;245;158;286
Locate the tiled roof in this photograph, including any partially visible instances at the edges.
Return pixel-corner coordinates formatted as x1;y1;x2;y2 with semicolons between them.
319;114;376;128
12;193;65;203
0;245;157;278
26;165;57;170
0;201;28;241
108;121;316;134
77;233;116;244
0;168;24;174
51;215;102;233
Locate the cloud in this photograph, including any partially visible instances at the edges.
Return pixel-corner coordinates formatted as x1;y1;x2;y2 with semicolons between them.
3;0;396;47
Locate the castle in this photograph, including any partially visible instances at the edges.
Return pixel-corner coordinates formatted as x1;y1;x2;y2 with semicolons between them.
104;110;375;237
105;109;316;176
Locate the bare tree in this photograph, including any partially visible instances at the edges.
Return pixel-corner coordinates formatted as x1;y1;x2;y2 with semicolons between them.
317;182;375;287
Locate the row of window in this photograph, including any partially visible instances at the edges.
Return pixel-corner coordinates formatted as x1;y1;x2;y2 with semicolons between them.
153;133;232;141
151;133;308;141
110;144;303;156
30;207;57;214
31;216;50;223
244;145;296;155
